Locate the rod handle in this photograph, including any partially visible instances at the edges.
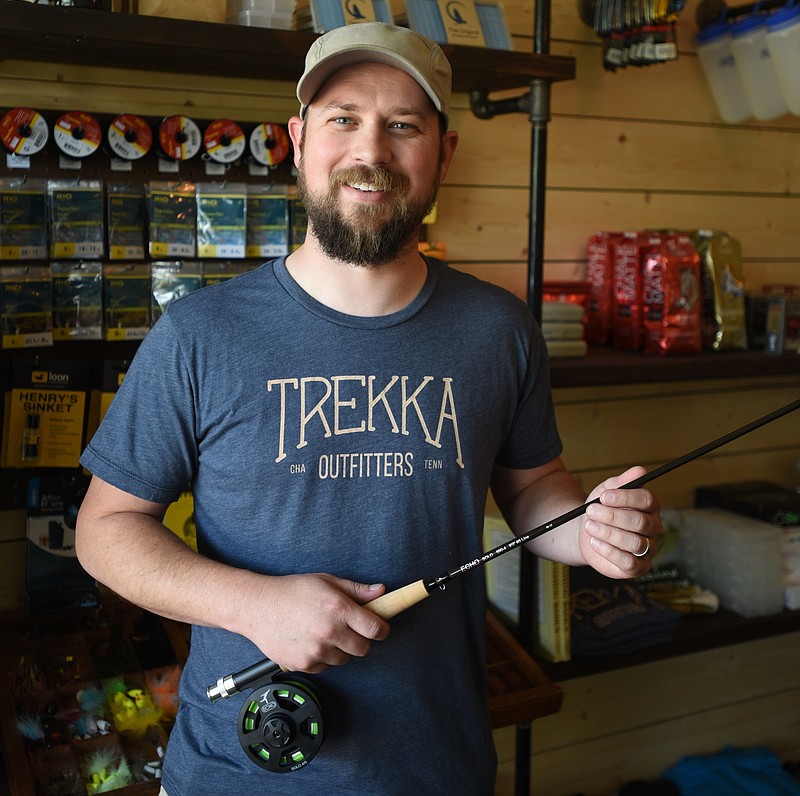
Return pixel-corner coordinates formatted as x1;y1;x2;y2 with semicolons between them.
366;579;430;620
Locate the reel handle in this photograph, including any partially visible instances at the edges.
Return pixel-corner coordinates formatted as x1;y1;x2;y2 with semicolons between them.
207;657;281;702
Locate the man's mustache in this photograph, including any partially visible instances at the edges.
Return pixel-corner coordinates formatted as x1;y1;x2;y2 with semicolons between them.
329;166;410;194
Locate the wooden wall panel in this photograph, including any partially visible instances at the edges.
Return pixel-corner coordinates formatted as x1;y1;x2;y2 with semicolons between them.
494;632;800;795
448;112;800;193
0;60;297;121
435;186;800;263
553;378;800;474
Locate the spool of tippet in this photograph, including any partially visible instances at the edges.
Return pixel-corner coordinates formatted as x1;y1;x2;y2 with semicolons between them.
204;119;246;164
249;123;290;167
54;111;102;159
108;114;153;160
159;115;202;161
0;108;49;156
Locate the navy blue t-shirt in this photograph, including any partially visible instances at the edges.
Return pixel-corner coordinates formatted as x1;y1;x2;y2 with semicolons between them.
80;256;561;795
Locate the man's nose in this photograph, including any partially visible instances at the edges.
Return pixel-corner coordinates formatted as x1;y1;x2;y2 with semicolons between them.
352;123;392;165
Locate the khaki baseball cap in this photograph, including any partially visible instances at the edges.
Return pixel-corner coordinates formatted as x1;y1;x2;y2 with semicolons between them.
297;22;452;124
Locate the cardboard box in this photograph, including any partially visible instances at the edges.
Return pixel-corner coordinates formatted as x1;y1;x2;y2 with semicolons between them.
135;0;227;22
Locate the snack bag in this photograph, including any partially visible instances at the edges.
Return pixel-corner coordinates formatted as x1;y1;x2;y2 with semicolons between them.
642;234;702;356
612;231;644;350
585;231;619;345
692;229;748;351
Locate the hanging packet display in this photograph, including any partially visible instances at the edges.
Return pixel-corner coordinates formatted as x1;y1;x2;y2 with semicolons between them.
146;181;197;258
107;183;146;260
197;182;247;259
246;185;289;258
102;263;151;341
1;265;53;349
201;261;257;288
51;261;103;342
0;177;48;260
289;194;307;250
47;180;105;259
151;261;202;322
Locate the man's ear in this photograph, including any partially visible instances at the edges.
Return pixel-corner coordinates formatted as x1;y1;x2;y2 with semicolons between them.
438;130;459;183
287;115;304;169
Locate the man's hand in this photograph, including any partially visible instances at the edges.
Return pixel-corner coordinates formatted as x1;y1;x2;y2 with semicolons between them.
240;573;390;673
579;466;663;578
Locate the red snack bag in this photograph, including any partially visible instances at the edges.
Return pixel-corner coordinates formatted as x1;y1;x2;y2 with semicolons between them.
642;234;702;356
585;232;619;345
612;231;645;350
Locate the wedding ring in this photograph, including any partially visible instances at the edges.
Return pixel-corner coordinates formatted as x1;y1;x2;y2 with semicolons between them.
633;536;650;558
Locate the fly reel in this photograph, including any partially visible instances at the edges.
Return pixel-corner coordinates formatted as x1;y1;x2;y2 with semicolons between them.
236;670;326;773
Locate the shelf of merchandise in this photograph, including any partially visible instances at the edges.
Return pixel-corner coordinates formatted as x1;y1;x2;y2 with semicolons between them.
549;346;800;388
0;3;575;90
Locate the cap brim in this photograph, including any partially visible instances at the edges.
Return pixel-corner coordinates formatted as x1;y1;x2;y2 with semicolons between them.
297;47;446;119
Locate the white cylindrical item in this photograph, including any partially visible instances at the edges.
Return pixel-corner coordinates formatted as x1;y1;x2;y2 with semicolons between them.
766;4;800;116
730;13;788;120
227;0;279;14
695;22;752;124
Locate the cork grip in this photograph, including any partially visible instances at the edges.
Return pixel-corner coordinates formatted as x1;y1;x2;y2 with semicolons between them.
365;580;430;620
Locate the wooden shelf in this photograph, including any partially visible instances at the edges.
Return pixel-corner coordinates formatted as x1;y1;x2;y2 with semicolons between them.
538;607;800;682
550;346;800;389
0;4;575;91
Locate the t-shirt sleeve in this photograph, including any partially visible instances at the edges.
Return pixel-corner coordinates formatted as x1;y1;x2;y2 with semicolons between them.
80;313;197;504
494;318;563;470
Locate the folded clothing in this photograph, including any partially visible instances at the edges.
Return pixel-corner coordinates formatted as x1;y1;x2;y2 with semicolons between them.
570;566;683;656
664;746;800;795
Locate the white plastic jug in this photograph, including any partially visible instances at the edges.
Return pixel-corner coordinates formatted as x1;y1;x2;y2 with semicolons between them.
730;12;788;120
766;4;800;115
696;21;753;123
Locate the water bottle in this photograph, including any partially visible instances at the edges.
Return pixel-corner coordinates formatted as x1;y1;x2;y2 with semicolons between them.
765;3;800;115
730;12;788;120
696;21;753;123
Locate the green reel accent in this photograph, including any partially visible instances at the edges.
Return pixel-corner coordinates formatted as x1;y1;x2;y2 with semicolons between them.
237;674;326;773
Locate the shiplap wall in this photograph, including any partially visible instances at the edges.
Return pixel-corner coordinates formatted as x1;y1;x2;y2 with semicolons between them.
1;3;799;794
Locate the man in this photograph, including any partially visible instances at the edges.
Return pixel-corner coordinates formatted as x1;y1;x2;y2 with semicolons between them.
76;22;662;796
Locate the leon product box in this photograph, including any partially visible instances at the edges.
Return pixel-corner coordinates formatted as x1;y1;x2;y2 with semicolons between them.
2;359;91;469
84;359;130;451
135;0;227;21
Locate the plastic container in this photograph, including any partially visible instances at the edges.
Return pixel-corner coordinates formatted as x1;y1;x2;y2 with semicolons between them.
695;21;753;123
730;12;788;120
227;0;295;15
765;3;800;115
227;8;294;27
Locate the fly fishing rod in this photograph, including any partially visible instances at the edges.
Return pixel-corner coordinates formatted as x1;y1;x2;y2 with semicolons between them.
367;396;800;619
207;397;799;771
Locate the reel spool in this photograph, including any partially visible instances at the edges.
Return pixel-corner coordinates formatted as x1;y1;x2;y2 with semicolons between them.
237;672;325;773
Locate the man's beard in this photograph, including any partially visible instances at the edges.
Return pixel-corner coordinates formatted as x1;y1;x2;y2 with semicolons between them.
296;163;440;267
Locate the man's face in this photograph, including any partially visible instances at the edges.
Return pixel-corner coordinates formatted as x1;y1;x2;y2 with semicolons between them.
289;61;457;267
